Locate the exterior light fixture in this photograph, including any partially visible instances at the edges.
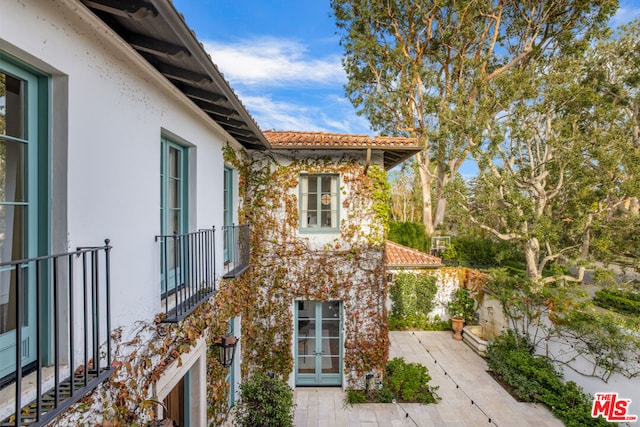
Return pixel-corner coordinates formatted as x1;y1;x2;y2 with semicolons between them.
213;334;237;368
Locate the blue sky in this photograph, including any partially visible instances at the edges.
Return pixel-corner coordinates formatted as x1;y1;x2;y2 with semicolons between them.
173;0;370;134
173;0;640;178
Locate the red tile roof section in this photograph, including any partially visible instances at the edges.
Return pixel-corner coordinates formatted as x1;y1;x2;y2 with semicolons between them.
263;130;420;149
385;240;442;267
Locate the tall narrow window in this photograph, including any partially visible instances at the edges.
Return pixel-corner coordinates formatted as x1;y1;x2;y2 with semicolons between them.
300;175;338;232
0;57;47;380
160;137;188;293
223;167;232;263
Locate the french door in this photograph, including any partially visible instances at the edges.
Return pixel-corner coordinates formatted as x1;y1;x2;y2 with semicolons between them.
159;138;188;294
0;59;42;380
295;300;342;386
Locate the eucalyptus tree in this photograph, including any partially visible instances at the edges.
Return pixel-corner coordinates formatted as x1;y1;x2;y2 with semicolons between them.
331;0;616;236
468;23;640;288
389;159;421;222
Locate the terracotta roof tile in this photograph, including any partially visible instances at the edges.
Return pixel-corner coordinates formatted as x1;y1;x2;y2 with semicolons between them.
385;240;442;267
263;130;420;149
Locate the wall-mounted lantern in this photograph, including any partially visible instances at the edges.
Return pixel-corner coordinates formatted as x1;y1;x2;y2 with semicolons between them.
213;334;237;368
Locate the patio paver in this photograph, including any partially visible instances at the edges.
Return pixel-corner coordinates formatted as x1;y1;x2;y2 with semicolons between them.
294;331;564;427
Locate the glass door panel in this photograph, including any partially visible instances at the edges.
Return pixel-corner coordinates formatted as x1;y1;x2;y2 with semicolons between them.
0;63;39;380
296;300;342;386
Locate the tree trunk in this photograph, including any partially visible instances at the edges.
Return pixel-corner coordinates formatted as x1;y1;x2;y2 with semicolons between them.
525;237;542;284
433;197;447;233
417;151;435;236
580;213;593;259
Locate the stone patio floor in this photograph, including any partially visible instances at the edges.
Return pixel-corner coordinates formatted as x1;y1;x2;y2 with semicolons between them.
293;330;564;427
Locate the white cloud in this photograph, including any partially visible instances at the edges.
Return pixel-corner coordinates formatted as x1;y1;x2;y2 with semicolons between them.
241;94;371;134
610;4;640;28
204;38;345;87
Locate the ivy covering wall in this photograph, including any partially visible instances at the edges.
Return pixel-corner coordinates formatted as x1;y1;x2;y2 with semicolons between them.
225;147;391;388
53;145;391;426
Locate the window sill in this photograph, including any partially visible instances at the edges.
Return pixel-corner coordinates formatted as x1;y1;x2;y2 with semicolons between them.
223;264;250;279
299;228;340;234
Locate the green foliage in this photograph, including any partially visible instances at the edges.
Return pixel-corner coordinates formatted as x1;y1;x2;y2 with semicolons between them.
487;331;612;427
233;372;294;427
344;358;438;405
388;222;429;252
384;358;438;403
446;236;525;268
593;288;640;316
388;273;437;330
447;288;476;323
372;384;395;403
423;317;451;331
345;389;367;405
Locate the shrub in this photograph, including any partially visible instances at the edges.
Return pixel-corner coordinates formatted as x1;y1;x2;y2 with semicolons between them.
372;384;394;403
233;372;294;427
447;288;476;323
345;389;367;405
593;288;640;316
344;358;438;405
388;222;429;252
385;357;438;403
389;273;438;330
487;331;611;427
448;236;524;267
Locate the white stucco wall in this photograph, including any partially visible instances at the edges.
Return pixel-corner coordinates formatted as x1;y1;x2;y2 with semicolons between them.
1;0;235;330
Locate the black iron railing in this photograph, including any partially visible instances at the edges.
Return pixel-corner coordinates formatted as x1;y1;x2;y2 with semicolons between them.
156;228;216;323
222;224;250;278
0;240;112;427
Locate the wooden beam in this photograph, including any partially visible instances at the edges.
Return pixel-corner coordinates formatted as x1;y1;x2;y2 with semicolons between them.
206;113;247;129
224;127;255;137
192;99;239;119
156;63;212;85
83;0;157;20
126;33;190;60
179;85;228;104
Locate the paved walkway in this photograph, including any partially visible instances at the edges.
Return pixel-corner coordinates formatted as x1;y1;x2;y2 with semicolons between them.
293;331;563;427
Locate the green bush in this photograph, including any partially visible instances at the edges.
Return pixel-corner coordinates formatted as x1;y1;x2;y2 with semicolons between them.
388;222;429;252
372;384;394;403
385;357;438;403
389;273;438;330
344;358;438;405
233;372;294;427
594;288;640;316
345;389;367;405
447;236;524;267
447;288;477;323
487;331;611;426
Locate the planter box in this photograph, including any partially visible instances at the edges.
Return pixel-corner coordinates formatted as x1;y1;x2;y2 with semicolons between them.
462;325;489;357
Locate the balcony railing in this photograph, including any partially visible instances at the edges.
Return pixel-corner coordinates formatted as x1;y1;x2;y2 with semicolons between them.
0;240;112;427
222;224;251;278
156;228;216;323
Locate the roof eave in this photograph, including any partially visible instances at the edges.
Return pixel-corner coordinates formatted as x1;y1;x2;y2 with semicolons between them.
151;0;271;149
386;264;444;269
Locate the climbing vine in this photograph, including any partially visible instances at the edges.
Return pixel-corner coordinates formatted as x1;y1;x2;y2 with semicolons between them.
224;146;390;387
55;145;392;426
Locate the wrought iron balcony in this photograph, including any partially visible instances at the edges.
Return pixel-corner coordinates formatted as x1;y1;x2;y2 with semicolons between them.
0;240;112;427
222;224;251;278
156;228;216;323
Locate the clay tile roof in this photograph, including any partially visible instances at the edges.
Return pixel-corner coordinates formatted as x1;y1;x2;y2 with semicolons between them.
385;240;442;268
263;130;422;170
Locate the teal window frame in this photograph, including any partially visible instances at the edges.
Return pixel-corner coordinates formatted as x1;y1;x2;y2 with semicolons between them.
223;167;232;263
0;53;50;378
159;137;189;294
299;174;339;233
